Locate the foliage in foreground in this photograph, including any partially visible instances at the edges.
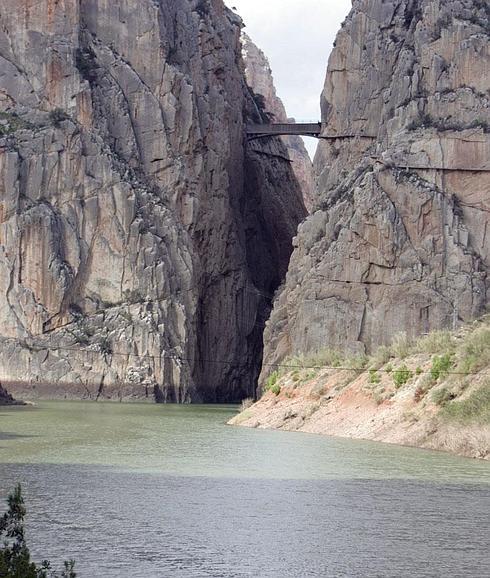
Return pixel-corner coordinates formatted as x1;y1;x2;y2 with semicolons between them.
0;484;76;578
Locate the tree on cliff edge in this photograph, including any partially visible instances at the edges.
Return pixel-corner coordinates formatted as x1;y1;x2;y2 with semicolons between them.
0;484;76;577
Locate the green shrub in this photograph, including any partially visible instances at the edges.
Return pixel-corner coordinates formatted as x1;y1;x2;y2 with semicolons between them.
415;366;423;375
392;365;413;388
430;353;453;381
270;383;281;396
304;369;317;381
442;383;490;424
385;363;393;374
369;369;381;384
431;386;455;406
0;484;76;577
0;111;33;136
264;371;279;393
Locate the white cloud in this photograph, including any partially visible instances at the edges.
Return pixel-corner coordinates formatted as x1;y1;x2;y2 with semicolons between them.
225;0;352;156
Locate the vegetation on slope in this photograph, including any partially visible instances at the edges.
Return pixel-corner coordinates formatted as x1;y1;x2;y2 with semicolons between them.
262;316;490;423
241;316;490;458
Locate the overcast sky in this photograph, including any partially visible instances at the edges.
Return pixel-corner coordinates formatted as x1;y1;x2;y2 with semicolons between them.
224;0;353;157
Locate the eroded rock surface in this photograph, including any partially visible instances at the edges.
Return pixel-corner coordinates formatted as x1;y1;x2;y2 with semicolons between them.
263;0;490;372
0;0;306;402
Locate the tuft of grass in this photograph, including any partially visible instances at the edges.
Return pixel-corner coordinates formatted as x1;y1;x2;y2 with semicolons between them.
303;348;344;368
441;383;490;424
370;345;393;368
385;363;393;374
234;409;253;424
430;353;453;381
392;365;413;388
414;330;455;354
345;354;369;370
240;398;254;412
392;332;413;359
369;369;381;384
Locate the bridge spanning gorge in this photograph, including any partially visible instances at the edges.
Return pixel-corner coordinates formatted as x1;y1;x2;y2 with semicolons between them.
246;122;376;140
246;122;490;172
246;122;323;138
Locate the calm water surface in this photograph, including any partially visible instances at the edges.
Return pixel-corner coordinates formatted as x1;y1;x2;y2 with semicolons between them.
0;401;489;577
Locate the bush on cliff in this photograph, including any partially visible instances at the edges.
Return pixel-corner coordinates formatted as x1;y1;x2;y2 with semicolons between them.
0;484;76;577
442;383;490;424
392;365;413;388
430;353;454;381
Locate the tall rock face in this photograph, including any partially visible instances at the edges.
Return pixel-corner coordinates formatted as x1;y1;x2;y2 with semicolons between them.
262;0;489;369
241;33;315;211
0;0;306;402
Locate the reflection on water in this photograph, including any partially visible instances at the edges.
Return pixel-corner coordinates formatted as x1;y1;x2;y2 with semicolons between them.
0;402;489;577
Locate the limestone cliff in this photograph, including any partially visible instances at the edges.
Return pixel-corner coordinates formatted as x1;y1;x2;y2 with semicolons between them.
263;0;490;373
0;0;306;402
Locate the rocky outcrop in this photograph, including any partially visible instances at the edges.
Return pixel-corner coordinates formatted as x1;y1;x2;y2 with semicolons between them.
262;0;490;373
0;383;23;405
241;33;315;210
0;0;306;402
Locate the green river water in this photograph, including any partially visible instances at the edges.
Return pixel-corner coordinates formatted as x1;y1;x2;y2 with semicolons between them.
0;401;488;577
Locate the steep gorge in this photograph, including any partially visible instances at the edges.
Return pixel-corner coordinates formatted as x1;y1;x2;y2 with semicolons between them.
0;0;307;402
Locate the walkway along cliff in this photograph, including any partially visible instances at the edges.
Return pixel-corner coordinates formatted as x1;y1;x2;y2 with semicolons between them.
0;0;308;402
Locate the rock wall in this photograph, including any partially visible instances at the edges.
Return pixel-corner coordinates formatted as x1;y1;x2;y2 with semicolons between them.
262;0;489;372
0;0;306;402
